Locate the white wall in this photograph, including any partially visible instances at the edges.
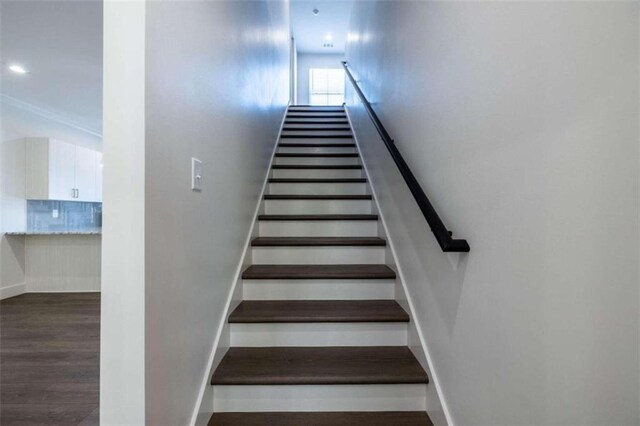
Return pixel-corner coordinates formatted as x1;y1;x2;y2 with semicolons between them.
296;53;344;105
0;100;103;298
102;1;290;424
346;2;639;425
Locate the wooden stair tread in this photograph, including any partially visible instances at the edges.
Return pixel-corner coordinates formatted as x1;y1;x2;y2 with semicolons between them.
271;165;362;169
285;120;349;124
287;114;346;117
283;127;351;131
228;300;409;323
289;107;344;110
281;134;353;139
268;178;366;183
211;346;428;385
242;264;396;280
287;109;345;111
258;214;378;221
278;143;355;148
288;111;345;114
264;194;371;200
208;411;433;426
275;153;357;158
251;237;385;247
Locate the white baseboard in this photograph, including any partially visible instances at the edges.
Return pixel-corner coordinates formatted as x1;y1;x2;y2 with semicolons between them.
189;105;290;426
0;282;27;300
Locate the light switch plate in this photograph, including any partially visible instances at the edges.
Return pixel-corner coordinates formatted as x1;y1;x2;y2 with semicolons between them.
52;209;59;218
191;158;202;191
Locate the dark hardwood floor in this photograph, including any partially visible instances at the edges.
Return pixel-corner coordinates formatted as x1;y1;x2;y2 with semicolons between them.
1;293;100;426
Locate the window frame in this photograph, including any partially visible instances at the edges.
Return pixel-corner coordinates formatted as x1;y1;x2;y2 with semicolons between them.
309;68;345;106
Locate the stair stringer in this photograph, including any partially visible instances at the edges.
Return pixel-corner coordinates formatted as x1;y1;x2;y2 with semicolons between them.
189;105;289;426
345;107;451;426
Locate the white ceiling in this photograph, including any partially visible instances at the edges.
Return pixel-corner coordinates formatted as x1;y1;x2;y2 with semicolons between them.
1;0;103;135
291;0;353;54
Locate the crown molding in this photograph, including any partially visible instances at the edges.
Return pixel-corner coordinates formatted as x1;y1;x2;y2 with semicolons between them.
0;93;102;138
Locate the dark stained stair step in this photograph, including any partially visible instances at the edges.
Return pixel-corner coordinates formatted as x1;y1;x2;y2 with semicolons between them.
288;111;345;114
287;107;344;110
278;143;356;148
251;237;386;247
283;127;351;131
258;214;378;221
208;411;433;426
281;134;353;139
228;300;409;323
271;165;362;170
241;264;396;280
284;119;351;125
287;113;346;117
211;346;428;385
268;178;366;183
264;194;371;200
275;153;358;158
289;107;344;111
285;120;349;125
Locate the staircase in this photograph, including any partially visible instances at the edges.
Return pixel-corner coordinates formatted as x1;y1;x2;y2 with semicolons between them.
208;106;433;426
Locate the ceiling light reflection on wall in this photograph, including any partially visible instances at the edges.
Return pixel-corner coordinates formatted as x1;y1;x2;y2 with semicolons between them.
325;34;333;41
8;64;28;74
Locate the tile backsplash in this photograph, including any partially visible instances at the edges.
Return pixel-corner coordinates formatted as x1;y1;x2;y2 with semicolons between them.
27;200;102;232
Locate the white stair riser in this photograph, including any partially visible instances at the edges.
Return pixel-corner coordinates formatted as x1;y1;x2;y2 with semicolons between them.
277;146;357;154
243;279;395;300
251;246;385;265
281;132;353;139
230;323;408;347
264;199;372;215
213;384;427;412
274;157;359;166
259;221;378;237
285;118;348;123
271;169;363;179
279;137;354;144
268;183;366;195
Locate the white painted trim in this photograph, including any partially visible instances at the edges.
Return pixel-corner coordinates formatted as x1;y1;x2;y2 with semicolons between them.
0;282;26;300
189;105;289;426
345;106;454;426
0;93;103;138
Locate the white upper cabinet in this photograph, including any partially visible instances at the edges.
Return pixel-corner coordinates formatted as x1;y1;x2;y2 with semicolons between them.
95;152;103;202
48;139;76;201
74;145;98;202
26;138;103;202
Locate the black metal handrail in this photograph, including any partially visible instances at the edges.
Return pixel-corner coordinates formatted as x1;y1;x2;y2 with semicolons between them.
342;61;470;253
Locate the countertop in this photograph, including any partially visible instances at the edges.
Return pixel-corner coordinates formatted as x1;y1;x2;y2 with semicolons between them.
4;229;102;236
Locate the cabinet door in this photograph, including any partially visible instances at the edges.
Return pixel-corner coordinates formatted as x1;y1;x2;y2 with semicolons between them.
95;152;103;202
48;139;76;201
74;146;97;202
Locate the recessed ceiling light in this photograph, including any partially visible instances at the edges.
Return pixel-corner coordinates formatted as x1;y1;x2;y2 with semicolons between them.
8;64;28;74
312;8;319;15
325;34;333;41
